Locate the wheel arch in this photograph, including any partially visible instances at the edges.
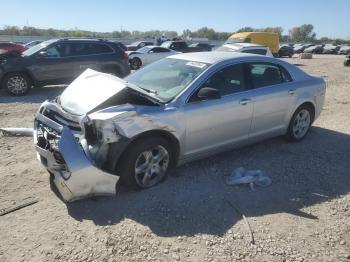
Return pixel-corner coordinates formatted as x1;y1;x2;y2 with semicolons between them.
1;70;36;88
294;101;316;122
107;129;180;173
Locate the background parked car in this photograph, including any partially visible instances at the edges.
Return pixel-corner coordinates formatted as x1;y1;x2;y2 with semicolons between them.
216;43;273;57
127;46;178;70
188;43;213;51
127;41;154;51
0;38;130;95
322;45;340;54
345;55;350;67
0;42;27;53
278;45;294;58
304;45;324;54
293;43;314;53
161;41;207;53
338;46;350;55
24;40;43;48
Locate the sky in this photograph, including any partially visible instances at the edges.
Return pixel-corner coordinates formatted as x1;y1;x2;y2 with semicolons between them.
1;0;349;39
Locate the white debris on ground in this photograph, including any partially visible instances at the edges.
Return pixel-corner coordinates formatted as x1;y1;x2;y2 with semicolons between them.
226;167;272;190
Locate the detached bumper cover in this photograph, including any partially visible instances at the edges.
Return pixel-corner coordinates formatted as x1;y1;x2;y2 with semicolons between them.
34;112;119;202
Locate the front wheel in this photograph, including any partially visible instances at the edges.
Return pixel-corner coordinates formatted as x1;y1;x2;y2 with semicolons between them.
285;105;313;141
117;137;173;189
2;73;32;96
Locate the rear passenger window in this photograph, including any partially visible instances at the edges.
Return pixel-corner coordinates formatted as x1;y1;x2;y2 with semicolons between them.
280;66;293;82
87;43;112;54
64;43;112;56
248;63;291;88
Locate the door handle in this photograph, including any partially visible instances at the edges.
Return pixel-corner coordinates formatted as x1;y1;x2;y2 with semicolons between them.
288;89;296;95
239;98;252;105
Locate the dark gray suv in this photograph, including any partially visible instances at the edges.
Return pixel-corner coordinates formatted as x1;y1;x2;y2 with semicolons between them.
0;39;130;95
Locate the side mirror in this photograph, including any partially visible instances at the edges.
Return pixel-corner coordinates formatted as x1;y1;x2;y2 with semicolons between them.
197;87;221;100
38;51;47;57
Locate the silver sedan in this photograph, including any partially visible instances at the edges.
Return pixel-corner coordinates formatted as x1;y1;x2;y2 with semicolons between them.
33;52;326;202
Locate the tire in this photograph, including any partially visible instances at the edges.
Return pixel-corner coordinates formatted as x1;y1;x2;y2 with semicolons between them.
116;136;173;189
130;57;142;70
2;72;32;96
289;54;293;58
285;105;314;142
344;59;350;67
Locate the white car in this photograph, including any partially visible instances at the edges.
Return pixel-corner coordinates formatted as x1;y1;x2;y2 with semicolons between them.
127;46;178;69
216;43;273;57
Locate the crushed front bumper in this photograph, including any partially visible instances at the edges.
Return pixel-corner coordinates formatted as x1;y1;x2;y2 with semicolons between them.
34;112;119;202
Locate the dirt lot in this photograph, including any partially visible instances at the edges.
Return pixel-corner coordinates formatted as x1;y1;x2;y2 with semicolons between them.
0;55;349;262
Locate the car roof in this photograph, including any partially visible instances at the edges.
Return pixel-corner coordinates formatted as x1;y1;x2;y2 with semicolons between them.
168;51;261;64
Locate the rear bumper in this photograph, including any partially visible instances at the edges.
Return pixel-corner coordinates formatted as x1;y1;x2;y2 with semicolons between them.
34;112;119;202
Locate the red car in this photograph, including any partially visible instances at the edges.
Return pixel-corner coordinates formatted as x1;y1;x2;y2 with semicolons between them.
0;42;27;53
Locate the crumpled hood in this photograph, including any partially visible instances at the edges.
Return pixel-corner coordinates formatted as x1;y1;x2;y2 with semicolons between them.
59;69;128;115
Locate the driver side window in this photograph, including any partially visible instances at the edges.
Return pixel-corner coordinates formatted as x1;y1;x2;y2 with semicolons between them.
45;45;61;57
189;63;247;102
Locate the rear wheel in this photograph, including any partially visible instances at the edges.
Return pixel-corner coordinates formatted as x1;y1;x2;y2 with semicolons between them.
117;136;173;189
285;105;313;141
2;73;31;96
130;57;142;70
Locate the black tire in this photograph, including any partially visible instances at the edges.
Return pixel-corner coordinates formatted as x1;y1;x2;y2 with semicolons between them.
289;54;293;58
130;57;142;70
285;105;314;142
116;136;173;190
2;72;32;96
344;59;350;67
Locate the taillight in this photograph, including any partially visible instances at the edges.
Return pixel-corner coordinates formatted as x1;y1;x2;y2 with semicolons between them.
123;52;128;60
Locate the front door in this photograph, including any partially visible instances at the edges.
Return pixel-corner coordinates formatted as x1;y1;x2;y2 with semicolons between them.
183;63;254;157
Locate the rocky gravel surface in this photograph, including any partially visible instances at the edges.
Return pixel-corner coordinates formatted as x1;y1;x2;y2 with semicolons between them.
0;55;349;262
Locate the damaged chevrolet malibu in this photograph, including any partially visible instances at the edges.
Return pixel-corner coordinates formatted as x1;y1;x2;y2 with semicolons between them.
34;52;326;202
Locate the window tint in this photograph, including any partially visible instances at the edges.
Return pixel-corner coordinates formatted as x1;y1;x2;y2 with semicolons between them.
62;42;112;56
198;64;247;98
88;43;112;54
248;63;283;88
241;48;267;55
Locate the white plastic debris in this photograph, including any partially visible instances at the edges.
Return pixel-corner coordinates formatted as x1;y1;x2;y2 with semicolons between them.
0;128;33;137
226;167;272;190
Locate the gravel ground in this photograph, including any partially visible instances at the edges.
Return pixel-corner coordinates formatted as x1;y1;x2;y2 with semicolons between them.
0;55;349;262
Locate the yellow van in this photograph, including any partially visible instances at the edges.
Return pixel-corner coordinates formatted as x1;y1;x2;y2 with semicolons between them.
226;32;280;55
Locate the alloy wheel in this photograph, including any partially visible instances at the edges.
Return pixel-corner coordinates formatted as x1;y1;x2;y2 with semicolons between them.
134;145;169;188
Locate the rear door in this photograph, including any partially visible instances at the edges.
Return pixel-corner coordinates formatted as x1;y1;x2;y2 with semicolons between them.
69;42;114;74
247;62;297;138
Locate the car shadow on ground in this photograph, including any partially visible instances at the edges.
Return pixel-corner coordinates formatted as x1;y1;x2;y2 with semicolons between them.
0;86;65;104
66;127;350;237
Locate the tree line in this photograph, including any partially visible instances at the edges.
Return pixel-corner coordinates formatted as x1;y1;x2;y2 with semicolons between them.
0;24;349;44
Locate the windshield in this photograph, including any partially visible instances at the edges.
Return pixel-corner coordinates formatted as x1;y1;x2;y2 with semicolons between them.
125;58;210;102
22;39;56;56
216;45;240;52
